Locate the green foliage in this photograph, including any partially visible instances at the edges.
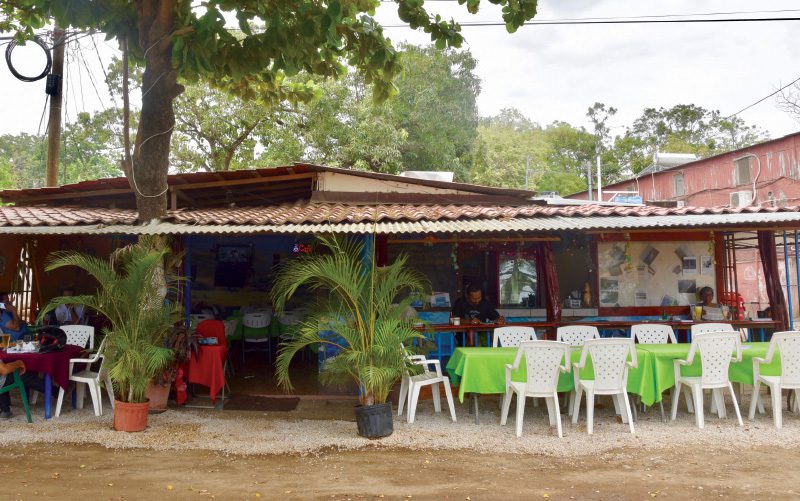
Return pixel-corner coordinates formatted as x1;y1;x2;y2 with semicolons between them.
0;111;123;189
40;241;180;404
0;133;45;188
616;104;769;175
470;110;603;194
390;45;481;178
2;0;536;104
270;235;430;406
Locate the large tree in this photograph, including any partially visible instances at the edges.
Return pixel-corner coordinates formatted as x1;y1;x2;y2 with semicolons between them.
2;0;539;220
612;103;768;175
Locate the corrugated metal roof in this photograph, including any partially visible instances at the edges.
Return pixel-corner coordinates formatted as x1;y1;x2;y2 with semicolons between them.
2;211;799;235
3;203;799;229
0;164;537;205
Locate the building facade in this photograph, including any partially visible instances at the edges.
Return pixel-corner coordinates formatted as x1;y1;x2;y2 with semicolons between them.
569;132;800;318
570;131;800;208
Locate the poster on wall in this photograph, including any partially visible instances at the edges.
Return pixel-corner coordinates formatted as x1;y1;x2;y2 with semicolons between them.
598;240;714;307
682;256;698;276
700;255;713;275
599;277;619;305
678;279;697;294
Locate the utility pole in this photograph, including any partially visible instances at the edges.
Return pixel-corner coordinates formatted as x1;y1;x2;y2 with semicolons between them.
524;156;530;190
586;161;593;201
45;25;65;187
596;155;602;202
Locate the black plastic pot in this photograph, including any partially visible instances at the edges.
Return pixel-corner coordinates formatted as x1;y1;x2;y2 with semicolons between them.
355;402;393;439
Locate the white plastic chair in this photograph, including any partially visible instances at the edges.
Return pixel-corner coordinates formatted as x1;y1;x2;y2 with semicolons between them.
493;326;537;347
691;323;734;338
631;324;676;421
571;338;638;434
397;346;456;424
748;331;800;428
557;325;600;414
670;331;743;428
61;325;95;349
241;312;272;365
55;337;114;417
557;325;600;346
500;341;571;437
632;324;676;344
31;325;96;406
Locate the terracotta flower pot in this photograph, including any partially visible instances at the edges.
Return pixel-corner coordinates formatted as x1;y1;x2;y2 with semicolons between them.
146;383;170;412
113;400;150;432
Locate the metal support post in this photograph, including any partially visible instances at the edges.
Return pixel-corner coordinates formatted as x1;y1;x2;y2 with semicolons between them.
784;231;794;330
795;230;800;331
184;235;193;327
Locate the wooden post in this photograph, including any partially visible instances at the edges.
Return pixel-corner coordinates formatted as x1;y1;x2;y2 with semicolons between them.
45;25;65;187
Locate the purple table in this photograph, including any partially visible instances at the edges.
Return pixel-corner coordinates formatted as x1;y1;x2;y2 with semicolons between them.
0;344;85;419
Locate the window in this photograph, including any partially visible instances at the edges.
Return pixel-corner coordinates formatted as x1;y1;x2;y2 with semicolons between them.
673;172;685;197
734;157;752;185
498;251;538;307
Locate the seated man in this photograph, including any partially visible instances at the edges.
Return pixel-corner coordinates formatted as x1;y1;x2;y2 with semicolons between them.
0;292;28;341
54;287;86;325
0;359;44;419
452;285;505;325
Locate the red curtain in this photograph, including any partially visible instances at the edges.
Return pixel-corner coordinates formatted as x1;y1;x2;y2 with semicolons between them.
541;242;561;328
757;231;789;331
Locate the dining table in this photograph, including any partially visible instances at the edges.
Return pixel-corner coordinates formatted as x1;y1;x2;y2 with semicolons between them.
0;344;85;419
445;341;776;424
185;343;228;404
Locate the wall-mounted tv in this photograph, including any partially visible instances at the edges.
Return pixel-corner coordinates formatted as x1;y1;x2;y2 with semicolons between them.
216;245;253;263
214;244;253;287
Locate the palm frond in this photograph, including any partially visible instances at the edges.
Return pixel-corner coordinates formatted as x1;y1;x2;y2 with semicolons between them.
271;234;431;405
43;241;182;403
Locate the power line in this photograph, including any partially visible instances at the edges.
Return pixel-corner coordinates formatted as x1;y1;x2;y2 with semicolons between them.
382;16;800;28
725;75;800;119
376;5;800;22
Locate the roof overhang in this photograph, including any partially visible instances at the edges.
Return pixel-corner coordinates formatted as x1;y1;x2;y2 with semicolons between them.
3;210;799;236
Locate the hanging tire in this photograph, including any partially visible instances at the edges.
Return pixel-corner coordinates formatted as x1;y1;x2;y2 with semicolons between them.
354;402;393;439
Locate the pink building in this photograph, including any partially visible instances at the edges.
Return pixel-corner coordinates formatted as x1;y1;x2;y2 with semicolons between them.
570;131;800;208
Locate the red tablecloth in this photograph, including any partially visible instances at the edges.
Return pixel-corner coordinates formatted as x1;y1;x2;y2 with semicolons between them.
0;344;85;389
185;345;227;402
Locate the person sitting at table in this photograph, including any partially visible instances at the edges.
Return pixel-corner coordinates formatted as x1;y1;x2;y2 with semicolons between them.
693;286;730;321
0;292;28;342
0;359;44;419
452;285;505;325
53;287;86;325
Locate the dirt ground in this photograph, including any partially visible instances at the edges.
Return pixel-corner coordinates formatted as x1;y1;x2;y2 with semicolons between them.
4;442;798;500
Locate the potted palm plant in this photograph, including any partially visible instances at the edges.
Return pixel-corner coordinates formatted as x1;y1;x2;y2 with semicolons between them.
271;235;429;438
41;241;179;431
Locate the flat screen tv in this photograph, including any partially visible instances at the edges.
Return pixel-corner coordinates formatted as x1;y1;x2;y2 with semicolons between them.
216;245;252;263
214;244;253;287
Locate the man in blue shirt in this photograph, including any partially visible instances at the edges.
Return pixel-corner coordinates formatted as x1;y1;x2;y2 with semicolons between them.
0;292;28;341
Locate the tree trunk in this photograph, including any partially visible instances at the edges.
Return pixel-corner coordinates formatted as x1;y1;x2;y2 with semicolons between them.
131;0;184;222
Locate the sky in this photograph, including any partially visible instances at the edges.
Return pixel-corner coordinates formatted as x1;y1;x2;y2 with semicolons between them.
0;0;799;139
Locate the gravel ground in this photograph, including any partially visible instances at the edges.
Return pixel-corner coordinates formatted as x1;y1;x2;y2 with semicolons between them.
1;394;798;457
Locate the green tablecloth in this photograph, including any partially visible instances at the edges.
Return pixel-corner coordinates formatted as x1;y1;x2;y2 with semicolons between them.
445;347;655;405
225;314;289;341
445;342;780;407
639;342;780;399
